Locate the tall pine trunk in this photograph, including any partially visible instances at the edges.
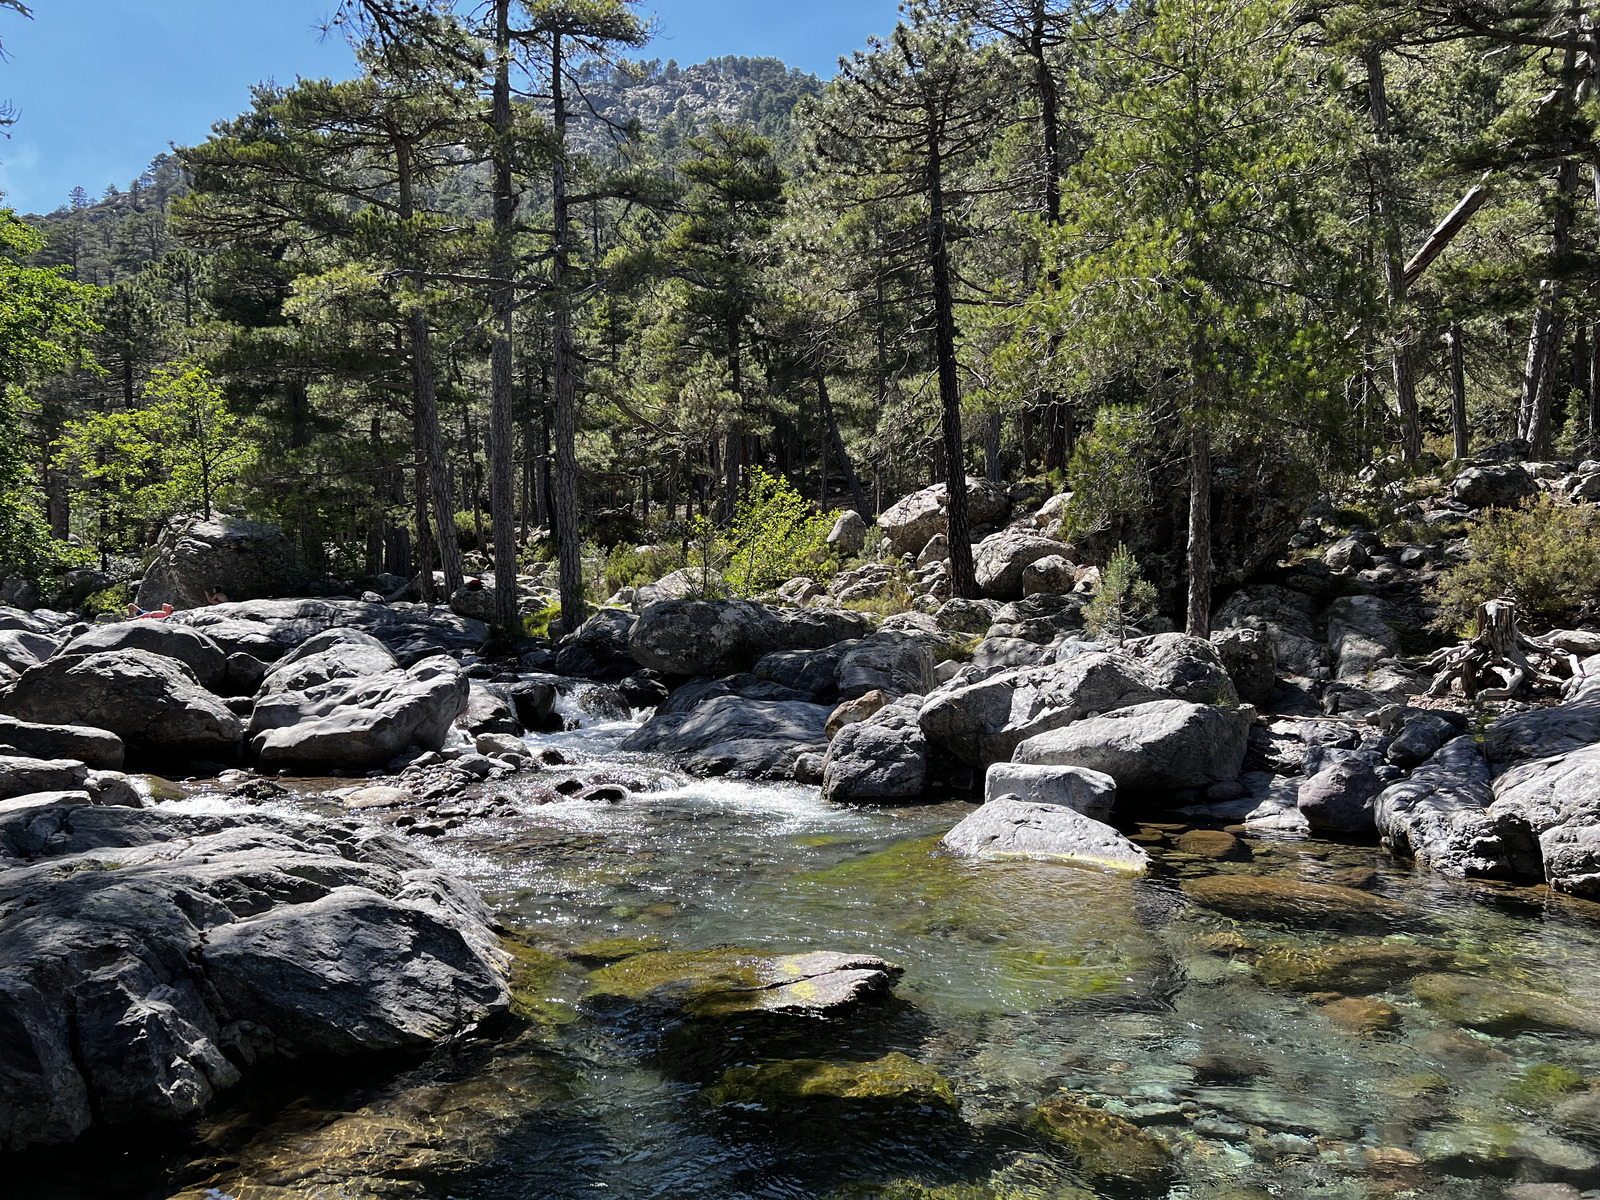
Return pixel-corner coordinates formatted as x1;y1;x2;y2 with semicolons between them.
1186;424;1212;638
487;0;519;628
1366;50;1421;462
1449;324;1470;461
550;34;586;632
928;124;976;600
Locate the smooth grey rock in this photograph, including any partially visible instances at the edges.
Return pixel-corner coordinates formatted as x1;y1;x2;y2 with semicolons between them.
258;629;398;697
1451;463;1538;510
1387;711;1458;768
554;608;639;680
919;651;1169;768
633;567;727;610
940;795;1148;874
752;642;856;702
821;699;926;803
1013;700;1250;795
836;632;936;700
223;651;268;696
0;803;507;1151
0;650;242;760
971;637;1051;670
621;695;831;779
974;531;1069;601
1296;750;1383;834
0;715;124;770
57;622;228;692
0;756;88;800
1324;536;1370;572
249;658;469;772
877;477;1010;555
1375;737;1538;879
983;762;1116;820
0;628;58;674
1491;744;1600;898
1126;633;1239;706
629;599;870;678
933;598;998;635
1210;627;1277;707
1021;554;1077;597
1326;595;1402;688
85;770;141;808
136;515;305;612
168;598;486;667
460;680;521;736
1485;699;1600;772
827;510;868;556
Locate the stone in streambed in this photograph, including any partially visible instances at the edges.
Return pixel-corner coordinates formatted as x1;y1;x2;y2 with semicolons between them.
1013;700;1249;794
1320;995;1401;1034
1172;829;1248;860
706;1052;956;1112
1253;943;1455;993
983;762;1116;820
1182;875;1410;930
940;796;1148;875
583;948;902;1018
1412;973;1600;1036
821;699;926;803
1031;1097;1172;1184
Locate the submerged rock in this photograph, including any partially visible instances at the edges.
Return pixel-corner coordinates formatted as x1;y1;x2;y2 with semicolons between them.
706;1052;957;1112
1031;1097;1172;1184
583;948;903;1018
940;796;1149;875
1253;943;1455;993
1182;875;1409;930
1411;974;1600;1036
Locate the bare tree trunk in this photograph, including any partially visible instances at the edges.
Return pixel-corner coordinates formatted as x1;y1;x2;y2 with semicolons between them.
1449;323;1470;461
550;32;586;632
984;412;1003;483
1186;424;1213;638
1589;322;1600;456
1366;50;1421;462
929;126;976;600
487;0;519;629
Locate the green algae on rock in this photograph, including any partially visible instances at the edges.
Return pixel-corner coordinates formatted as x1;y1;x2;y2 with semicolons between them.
1030;1096;1173;1184
565;934;670;965
583;947;903;1017
1504;1064;1589;1107
1253;942;1455;993
706;1052;957;1112
1411;973;1600;1036
503;938;583;1029
1182;874;1410;929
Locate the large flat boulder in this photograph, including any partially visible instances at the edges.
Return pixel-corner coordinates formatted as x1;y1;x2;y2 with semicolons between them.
1375;737;1540;880
620;694;830;779
0;628;59;675
57;622;229;692
940;796;1149;875
0;716;124;770
983;762;1116;820
835;632;936;699
0;803;508;1151
0;650;242;761
249;658;469;772
1013;700;1249;795
919;652;1169;769
629;599;870;678
878;477;1010;555
135;515;306;611
1484;699;1600;772
168;599;487;667
257;628;398;697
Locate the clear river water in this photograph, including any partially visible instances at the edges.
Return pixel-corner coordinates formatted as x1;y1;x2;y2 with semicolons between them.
15;695;1600;1200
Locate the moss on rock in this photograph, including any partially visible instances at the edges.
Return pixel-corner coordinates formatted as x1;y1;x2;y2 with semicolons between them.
1031;1097;1172;1184
707;1053;957;1112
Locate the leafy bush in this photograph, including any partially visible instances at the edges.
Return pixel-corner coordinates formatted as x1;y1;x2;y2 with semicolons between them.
83;584;132;618
603;542;686;594
726;467;833;596
454;510;480;551
1084;544;1157;644
842;560;917;619
522;602;563;640
1430;497;1600;633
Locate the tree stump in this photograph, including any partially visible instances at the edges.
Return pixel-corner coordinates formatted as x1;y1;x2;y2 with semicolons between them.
1422;598;1571;701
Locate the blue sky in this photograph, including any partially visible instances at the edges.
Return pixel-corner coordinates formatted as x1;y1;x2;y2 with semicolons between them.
0;0;900;215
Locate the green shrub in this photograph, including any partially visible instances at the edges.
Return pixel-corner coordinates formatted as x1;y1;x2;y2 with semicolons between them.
522;602;563;639
1430;497;1600;634
603;542;686;594
841;560;917;619
454;511;480;551
83;584;132;617
726;467;833;596
1084;544;1157;645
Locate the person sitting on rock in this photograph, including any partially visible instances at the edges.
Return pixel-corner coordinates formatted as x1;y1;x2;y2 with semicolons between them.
205;586;230;605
